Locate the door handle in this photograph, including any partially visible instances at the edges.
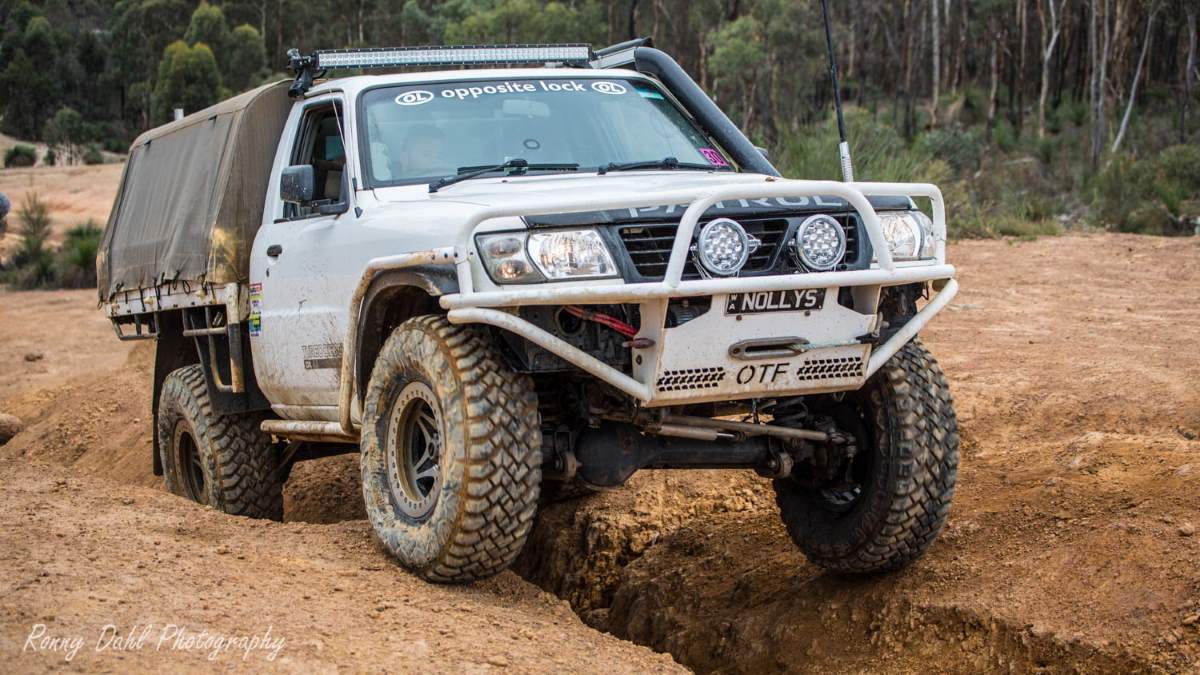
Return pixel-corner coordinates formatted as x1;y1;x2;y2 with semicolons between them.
266;244;283;257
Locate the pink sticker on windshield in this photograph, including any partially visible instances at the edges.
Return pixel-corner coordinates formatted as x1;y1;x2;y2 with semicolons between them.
699;148;729;166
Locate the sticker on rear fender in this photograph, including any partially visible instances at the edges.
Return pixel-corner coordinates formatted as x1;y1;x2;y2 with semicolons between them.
725;289;825;315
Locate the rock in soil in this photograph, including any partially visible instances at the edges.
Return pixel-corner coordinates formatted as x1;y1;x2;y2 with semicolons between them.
0;412;23;444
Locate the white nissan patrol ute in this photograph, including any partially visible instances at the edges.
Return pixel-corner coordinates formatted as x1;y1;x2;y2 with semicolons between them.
99;42;960;583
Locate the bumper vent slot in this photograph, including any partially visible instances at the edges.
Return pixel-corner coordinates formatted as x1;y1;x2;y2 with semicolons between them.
656;367;726;392
795;356;864;382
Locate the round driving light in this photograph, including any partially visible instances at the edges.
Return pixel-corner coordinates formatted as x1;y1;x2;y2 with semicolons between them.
793;214;847;270
695;218;751;277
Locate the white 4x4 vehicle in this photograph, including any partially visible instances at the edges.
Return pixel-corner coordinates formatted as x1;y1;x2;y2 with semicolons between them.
100;43;959;583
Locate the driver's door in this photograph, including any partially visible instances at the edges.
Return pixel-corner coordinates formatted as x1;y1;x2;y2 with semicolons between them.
249;95;354;419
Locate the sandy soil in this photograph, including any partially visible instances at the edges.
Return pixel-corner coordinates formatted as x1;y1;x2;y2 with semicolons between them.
1;232;1198;672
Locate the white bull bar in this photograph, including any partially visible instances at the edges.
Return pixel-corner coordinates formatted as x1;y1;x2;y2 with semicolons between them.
335;178;958;434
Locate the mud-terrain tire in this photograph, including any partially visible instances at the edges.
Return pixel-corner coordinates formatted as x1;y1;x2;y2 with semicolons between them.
360;315;541;583
773;339;958;573
156;364;283;520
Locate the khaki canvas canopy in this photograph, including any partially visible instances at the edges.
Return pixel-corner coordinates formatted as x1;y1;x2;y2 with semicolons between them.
98;80;292;300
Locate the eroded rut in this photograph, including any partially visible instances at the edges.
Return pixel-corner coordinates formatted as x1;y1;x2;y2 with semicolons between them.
516;480;1157;673
3;234;1199;672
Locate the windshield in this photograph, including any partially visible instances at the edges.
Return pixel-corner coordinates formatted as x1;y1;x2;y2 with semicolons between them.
360;77;734;186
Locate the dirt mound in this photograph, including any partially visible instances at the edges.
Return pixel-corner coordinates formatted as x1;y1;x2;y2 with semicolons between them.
0;457;683;672
1;340;155;487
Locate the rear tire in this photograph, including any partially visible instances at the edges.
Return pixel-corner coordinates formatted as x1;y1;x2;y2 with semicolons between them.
773;339;959;573
360;315;541;583
156;364;283;520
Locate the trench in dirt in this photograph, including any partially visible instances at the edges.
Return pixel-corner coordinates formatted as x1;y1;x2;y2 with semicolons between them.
286;459;1161;673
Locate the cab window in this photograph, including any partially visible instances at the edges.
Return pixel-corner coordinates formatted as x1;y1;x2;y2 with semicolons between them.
284;102;347;220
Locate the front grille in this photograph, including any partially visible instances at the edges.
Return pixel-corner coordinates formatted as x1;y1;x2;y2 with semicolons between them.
618;215;859;281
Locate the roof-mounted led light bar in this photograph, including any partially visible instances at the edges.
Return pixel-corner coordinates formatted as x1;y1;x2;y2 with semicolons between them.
316;44;593;69
287;44;594;97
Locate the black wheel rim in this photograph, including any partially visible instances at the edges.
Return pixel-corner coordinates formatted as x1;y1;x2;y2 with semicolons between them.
174;423;207;504
385;381;443;520
816;399;875;513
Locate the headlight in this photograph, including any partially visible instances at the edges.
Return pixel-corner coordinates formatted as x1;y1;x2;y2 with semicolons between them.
792;214;847;271
476;229;617;284
527;230;617;279
877;211;937;261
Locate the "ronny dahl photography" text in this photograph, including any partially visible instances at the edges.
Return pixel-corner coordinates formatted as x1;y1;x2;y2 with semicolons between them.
23;623;285;662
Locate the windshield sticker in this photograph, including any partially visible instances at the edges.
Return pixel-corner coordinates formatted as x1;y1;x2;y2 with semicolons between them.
590;81;627;95
436;80;606;101
636;87;665;100
396;80;635;104
395;90;435;106
698;148;729;166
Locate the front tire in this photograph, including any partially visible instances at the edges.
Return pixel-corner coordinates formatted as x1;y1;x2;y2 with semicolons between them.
360;316;541;583
773;339;959;573
156;364;283;520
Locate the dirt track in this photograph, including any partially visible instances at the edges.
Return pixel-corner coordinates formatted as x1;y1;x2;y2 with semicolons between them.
1;232;1199;672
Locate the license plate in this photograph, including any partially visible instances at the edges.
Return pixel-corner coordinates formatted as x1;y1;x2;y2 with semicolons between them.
725;289;826;315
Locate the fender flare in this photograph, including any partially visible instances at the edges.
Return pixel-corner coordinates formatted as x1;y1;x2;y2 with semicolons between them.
354;265;459;402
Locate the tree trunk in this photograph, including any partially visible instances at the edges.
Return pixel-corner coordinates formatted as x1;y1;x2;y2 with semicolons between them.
1037;0;1065;138
988;24;1002;133
953;0;969;92
1112;6;1157;153
930;0;941;126
903;0;916;139
1016;0;1028;135
276;0;286;69
1184;5;1197;141
1089;0;1111;169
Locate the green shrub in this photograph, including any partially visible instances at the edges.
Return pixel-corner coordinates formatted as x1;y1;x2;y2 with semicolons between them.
43;148;57;166
7;192;55;288
992;216;1063;239
992;120;1017;152
1092;144;1199;233
1157;144;1200;194
56;220;102;288
82;144;104;165
1094;155;1153;227
1012;193;1055;222
1122;203;1176;235
1036;137;1058;166
1064;99;1089;127
776;108;948;184
917;127;982;173
1045;105;1063;135
4;144;37;167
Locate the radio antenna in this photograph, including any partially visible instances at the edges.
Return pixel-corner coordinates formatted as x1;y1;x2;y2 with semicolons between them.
819;0;854;182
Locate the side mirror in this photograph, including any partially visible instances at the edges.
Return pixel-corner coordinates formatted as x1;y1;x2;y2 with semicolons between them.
755;146;771;161
280;165;315;204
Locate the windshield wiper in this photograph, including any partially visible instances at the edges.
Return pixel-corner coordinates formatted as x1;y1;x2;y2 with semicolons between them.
597;156;717;175
428;159;579;193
